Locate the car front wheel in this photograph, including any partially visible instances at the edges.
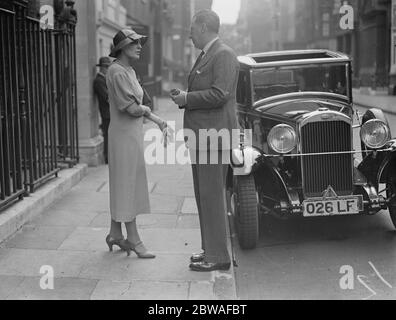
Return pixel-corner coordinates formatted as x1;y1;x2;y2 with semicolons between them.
234;175;259;249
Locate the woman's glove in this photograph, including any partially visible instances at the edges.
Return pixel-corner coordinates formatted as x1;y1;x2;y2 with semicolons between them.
144;112;174;147
141;105;152;116
158;120;167;131
161;125;174;147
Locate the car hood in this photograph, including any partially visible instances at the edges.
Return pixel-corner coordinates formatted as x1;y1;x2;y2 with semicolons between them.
254;97;351;121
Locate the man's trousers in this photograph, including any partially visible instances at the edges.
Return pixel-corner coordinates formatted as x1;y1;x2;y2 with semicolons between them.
101;118;110;164
191;150;230;264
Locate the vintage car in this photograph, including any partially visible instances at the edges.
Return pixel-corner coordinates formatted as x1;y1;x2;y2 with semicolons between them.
228;50;396;249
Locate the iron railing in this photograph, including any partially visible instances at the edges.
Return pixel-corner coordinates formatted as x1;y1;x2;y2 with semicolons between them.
0;0;78;211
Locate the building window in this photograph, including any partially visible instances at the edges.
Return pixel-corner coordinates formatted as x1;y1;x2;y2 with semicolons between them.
99;39;103;57
322;13;330;37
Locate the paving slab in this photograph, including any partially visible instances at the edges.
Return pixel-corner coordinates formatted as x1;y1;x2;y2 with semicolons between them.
136;214;178;229
46;197;109;212
96;181;155;194
145;164;187;182
79;252;213;282
138;228;202;254
0;275;25;299
58;227;201;254
64;194;181;218
0;248;92;278
176;215;200;229
189;281;216;300
89;213;178;229
31;209;99;227
7;277;98;300
71;167;108;184
5;225;76;250
90;280;189;300
149;194;182;214
58;227;110;252
213;271;237;300
154;180;195;197
71;178;108;191
181;198;198;215
52;191;110;206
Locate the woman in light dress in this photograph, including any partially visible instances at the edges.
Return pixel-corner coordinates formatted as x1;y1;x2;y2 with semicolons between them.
105;28;168;258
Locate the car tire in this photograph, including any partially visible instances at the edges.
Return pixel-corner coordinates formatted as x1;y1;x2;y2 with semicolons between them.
235;175;259;250
386;181;396;229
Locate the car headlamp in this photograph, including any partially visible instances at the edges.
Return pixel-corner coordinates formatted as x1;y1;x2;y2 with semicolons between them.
267;124;297;154
360;119;391;149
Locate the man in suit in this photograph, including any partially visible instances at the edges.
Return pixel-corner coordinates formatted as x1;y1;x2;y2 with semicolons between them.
93;57;111;164
171;9;240;272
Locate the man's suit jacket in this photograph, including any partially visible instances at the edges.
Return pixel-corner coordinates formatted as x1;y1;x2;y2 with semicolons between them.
93;73;110;120
184;39;240;151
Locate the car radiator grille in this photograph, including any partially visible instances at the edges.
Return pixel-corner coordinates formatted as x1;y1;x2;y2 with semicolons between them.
301;120;353;198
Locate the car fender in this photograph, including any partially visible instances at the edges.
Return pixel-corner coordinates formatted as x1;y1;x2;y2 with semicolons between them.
378;140;396;183
361;108;390;126
268;166;300;208
359;108;393;176
230;146;261;176
253;160;299;211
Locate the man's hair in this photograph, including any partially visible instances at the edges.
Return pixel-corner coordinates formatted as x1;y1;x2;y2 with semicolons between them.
193;9;220;34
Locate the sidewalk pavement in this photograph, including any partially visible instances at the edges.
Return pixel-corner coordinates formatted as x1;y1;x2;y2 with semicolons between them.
353;89;396;115
0;98;237;300
352;89;396;132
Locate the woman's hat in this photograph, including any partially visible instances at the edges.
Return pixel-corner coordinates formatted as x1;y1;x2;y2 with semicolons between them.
109;28;148;58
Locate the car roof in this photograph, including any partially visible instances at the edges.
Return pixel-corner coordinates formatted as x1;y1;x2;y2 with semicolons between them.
238;50;351;68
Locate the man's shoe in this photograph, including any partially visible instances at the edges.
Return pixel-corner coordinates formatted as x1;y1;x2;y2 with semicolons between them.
190;252;205;263
189;261;231;272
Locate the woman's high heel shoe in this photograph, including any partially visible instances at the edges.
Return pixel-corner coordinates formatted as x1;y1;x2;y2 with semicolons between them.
119;240;156;259
105;235;124;252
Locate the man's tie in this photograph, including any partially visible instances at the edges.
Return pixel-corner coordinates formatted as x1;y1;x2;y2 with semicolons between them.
192;51;205;71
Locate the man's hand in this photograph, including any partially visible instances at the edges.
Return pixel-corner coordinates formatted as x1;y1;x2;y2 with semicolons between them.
170;89;187;107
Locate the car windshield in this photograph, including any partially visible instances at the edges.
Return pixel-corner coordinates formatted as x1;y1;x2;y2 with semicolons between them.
252;63;349;103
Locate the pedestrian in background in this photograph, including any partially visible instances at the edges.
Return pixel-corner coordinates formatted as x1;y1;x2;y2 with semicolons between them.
93;56;111;164
171;10;240;272
105;28;169;258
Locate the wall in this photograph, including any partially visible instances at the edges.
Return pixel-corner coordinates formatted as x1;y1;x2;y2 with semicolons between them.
76;0;103;166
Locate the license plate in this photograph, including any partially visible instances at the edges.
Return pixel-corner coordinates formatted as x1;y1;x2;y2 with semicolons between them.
303;196;363;217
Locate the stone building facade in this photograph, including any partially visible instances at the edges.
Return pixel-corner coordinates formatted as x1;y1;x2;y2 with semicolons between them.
239;0;393;93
